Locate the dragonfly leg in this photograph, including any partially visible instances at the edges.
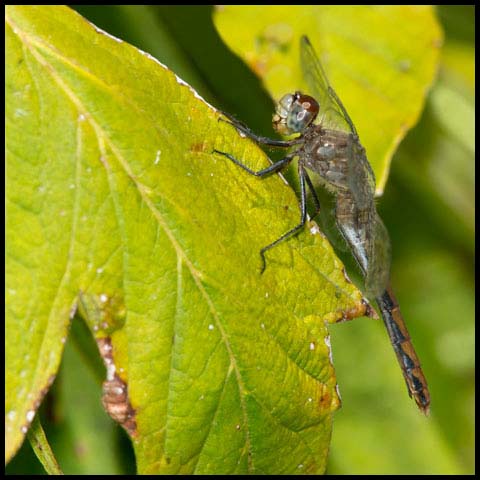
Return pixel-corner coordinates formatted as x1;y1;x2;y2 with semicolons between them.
304;170;321;219
218;116;300;147
259;165;308;273
212;150;294;177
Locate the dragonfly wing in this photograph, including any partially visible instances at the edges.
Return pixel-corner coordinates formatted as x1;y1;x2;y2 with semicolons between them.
365;212;392;298
300;36;357;135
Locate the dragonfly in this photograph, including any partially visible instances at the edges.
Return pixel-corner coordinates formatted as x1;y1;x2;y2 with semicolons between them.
213;35;430;414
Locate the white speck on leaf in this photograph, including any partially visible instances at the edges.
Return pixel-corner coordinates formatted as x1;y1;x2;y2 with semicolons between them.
106;363;116;381
14;108;28;117
113;386;124;395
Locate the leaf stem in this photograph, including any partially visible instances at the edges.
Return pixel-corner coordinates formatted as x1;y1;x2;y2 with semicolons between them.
27;415;64;475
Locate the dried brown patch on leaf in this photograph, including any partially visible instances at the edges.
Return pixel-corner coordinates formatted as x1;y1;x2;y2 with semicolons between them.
102;375;137;437
317;382;333;411
96;337;137;437
335;299;377;322
189;141;207;153
362;299;379;319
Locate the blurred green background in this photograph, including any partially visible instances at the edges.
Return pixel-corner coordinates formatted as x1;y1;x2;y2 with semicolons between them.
6;5;474;475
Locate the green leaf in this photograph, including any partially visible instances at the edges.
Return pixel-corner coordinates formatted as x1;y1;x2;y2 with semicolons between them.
6;6;373;474
390;18;475;254
213;5;443;194
27;416;63;475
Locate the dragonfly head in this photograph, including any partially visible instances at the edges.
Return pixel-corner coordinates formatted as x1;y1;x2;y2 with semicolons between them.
272;92;319;135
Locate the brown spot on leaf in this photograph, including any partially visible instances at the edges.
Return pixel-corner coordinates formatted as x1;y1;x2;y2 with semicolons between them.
190;142;206;153
96;337;137;437
362;299;379;319
336;298;377;322
319;391;331;410
317;383;333;411
102;375;137;437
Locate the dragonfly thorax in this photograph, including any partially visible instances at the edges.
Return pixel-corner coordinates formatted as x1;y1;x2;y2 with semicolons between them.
272;92;319;135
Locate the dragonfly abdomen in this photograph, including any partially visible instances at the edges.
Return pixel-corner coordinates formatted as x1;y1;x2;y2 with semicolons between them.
376;286;430;414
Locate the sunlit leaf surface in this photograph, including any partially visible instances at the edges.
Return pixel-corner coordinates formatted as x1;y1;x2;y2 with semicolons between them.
5;6;375;474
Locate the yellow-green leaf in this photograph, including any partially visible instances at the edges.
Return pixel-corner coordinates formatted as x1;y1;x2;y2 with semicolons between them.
213;5;443;194
6;5;373;474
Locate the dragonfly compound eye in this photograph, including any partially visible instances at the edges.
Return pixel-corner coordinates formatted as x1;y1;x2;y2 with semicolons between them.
273;92;319;135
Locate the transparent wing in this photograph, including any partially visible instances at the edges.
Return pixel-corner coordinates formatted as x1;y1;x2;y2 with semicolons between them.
365;213;392;298
300;35;357;135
